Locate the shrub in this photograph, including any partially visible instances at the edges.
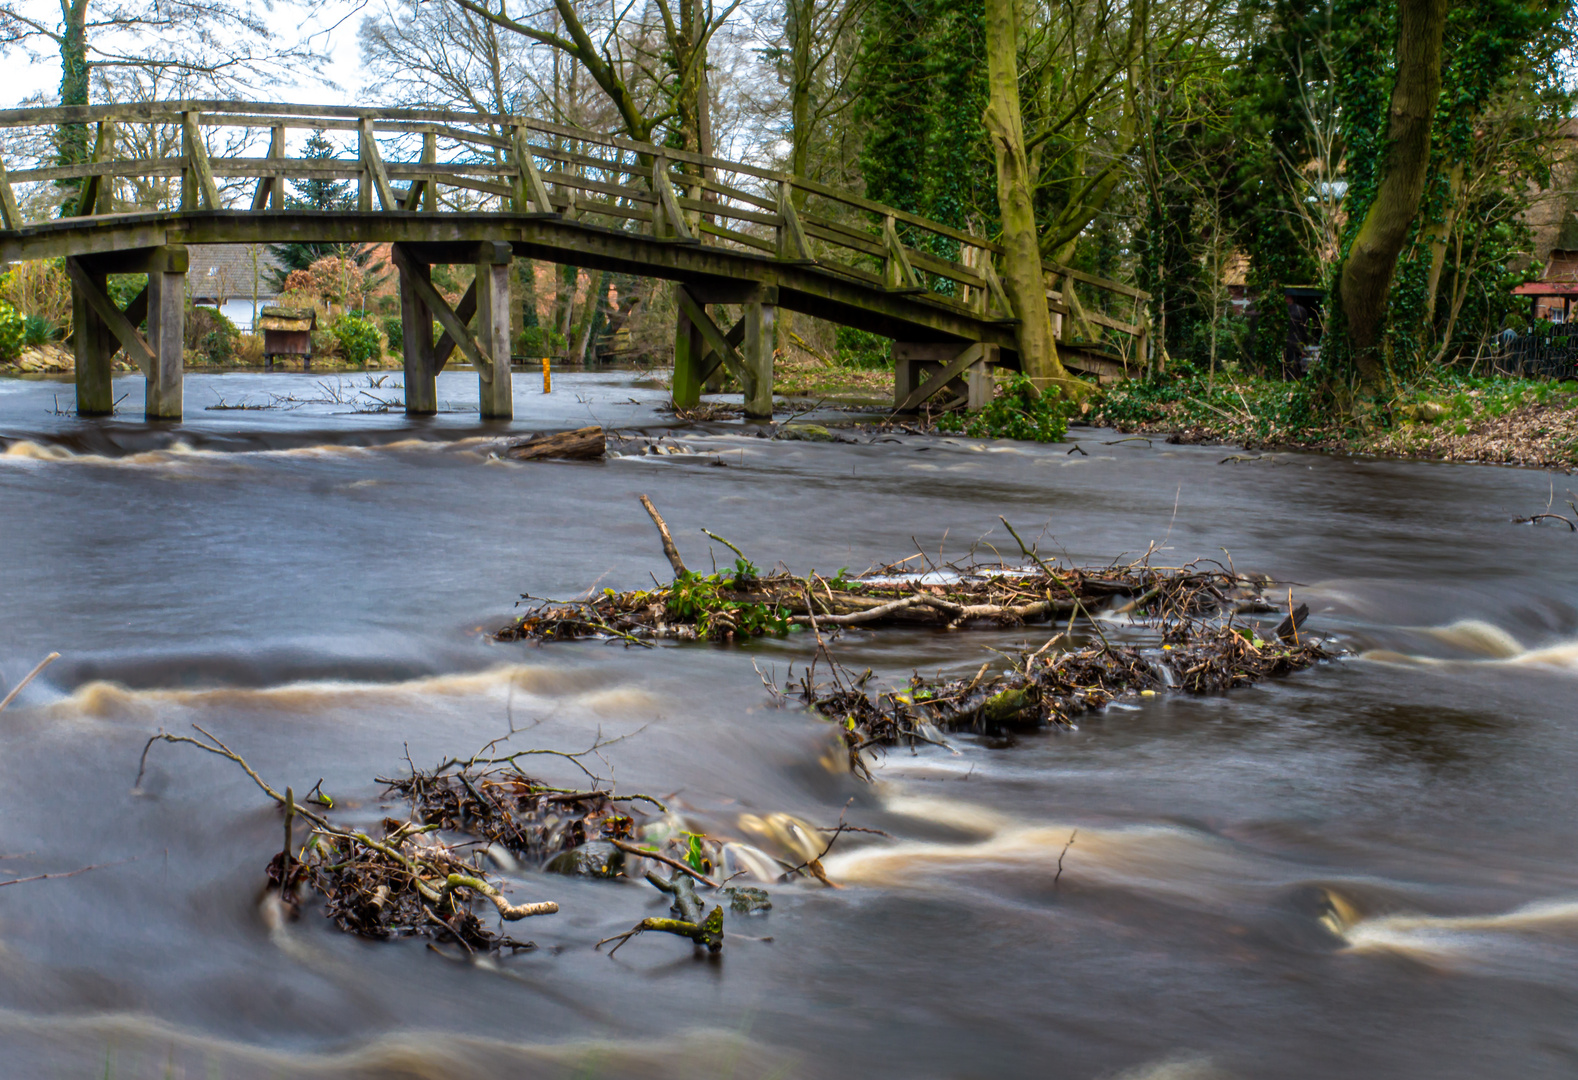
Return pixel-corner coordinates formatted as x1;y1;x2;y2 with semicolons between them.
0;260;72;333
332;314;383;366
515;325;566;356
381;315;404;354
22;314;55;346
0;300;23;361
201;329;236;363
936;373;1072;442
235;333;264;365
186;306;240;363
834;326;890;369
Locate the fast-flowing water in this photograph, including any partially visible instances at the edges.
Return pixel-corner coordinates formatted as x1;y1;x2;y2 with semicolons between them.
2;368;1576;1078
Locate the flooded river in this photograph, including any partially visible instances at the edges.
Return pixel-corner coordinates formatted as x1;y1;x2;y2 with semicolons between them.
2;369;1577;1078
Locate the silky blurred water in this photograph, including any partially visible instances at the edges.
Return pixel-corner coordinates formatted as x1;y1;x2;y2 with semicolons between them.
2;368;1577;1078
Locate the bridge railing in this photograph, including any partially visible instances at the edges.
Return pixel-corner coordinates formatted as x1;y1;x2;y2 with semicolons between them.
0;100;1148;367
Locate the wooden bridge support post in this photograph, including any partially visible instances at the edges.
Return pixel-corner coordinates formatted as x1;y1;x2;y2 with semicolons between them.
71;261;114;416
67;245;186;419
394;252;438;415
671;285;705;409
742;292;776;419
143;246;186;420
474;242;514;419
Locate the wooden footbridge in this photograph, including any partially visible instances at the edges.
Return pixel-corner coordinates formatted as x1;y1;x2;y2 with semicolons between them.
0;101;1150;421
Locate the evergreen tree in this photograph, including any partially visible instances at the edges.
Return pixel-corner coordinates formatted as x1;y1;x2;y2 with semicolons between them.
268;130;367;291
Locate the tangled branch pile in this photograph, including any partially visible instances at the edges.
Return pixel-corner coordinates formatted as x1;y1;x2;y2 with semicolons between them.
496;498;1285;645
135;727;801;960
791;602;1327;776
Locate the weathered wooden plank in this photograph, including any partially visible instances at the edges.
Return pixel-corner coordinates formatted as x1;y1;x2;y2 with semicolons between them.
673;192;778;230
1044;260;1150;302
538;167;654;205
405;131;436;211
182;112;220;210
776;180;812;262
359;118;396;210
1044;294;1141;337
883;215;922;292
512;125;554;214
0;153;24;229
69;120;116;217
251;125;284;210
374;121;511;150
698;219;774;254
982;259;1014;319
651;156;694;242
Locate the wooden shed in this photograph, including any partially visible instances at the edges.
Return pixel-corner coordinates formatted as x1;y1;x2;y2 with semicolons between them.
258;307;317;370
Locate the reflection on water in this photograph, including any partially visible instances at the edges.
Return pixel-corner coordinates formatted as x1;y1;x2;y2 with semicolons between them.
3;370;1578;1076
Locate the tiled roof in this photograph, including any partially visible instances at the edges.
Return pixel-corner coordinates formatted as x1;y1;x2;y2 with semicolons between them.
187;244;284;303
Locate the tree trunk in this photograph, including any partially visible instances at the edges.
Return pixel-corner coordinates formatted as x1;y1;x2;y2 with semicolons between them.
1337;0;1447;391
982;0;1077;394
1423;162;1465;322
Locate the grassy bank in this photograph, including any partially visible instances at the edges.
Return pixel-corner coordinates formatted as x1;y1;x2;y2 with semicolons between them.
1089;371;1578;469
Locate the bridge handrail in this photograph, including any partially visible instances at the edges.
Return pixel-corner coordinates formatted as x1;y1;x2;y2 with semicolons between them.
0;99;1149;361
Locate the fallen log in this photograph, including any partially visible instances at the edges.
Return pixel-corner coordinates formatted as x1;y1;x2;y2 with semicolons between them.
505;425;605;461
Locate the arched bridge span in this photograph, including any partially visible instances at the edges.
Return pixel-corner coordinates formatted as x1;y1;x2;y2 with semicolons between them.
0;101;1150;421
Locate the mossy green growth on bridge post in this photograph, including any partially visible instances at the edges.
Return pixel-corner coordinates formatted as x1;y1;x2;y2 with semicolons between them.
474;243;513;420
672;291;706;409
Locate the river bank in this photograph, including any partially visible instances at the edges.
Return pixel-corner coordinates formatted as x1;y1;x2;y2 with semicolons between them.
1088;371;1578;469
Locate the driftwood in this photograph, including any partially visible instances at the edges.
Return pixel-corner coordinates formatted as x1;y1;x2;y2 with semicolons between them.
505;425;606;461
597;870;725;956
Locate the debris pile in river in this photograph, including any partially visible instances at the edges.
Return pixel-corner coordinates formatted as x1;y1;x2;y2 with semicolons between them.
134;726;808;960
496;498;1284;644
788;598;1327;775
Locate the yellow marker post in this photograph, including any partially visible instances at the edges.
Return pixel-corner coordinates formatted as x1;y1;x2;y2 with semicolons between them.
542;357;551;393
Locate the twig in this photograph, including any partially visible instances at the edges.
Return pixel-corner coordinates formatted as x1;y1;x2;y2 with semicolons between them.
0;856;134;888
606;838;720;888
999;518;1111;650
701;529;747;562
0;652;60;716
639;494;689;577
1054;829;1077;887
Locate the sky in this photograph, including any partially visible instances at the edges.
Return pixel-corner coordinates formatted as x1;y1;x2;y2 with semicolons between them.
3;0;372;110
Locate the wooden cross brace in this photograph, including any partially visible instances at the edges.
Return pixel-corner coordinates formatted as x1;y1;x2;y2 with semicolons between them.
63;257;154;373
896;342;985;412
675;288;750;391
388;244;494;382
698;317;747;385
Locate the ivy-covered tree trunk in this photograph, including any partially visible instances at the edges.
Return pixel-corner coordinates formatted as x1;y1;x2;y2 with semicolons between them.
1336;0;1446;392
982;0;1075;393
54;0;92;212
